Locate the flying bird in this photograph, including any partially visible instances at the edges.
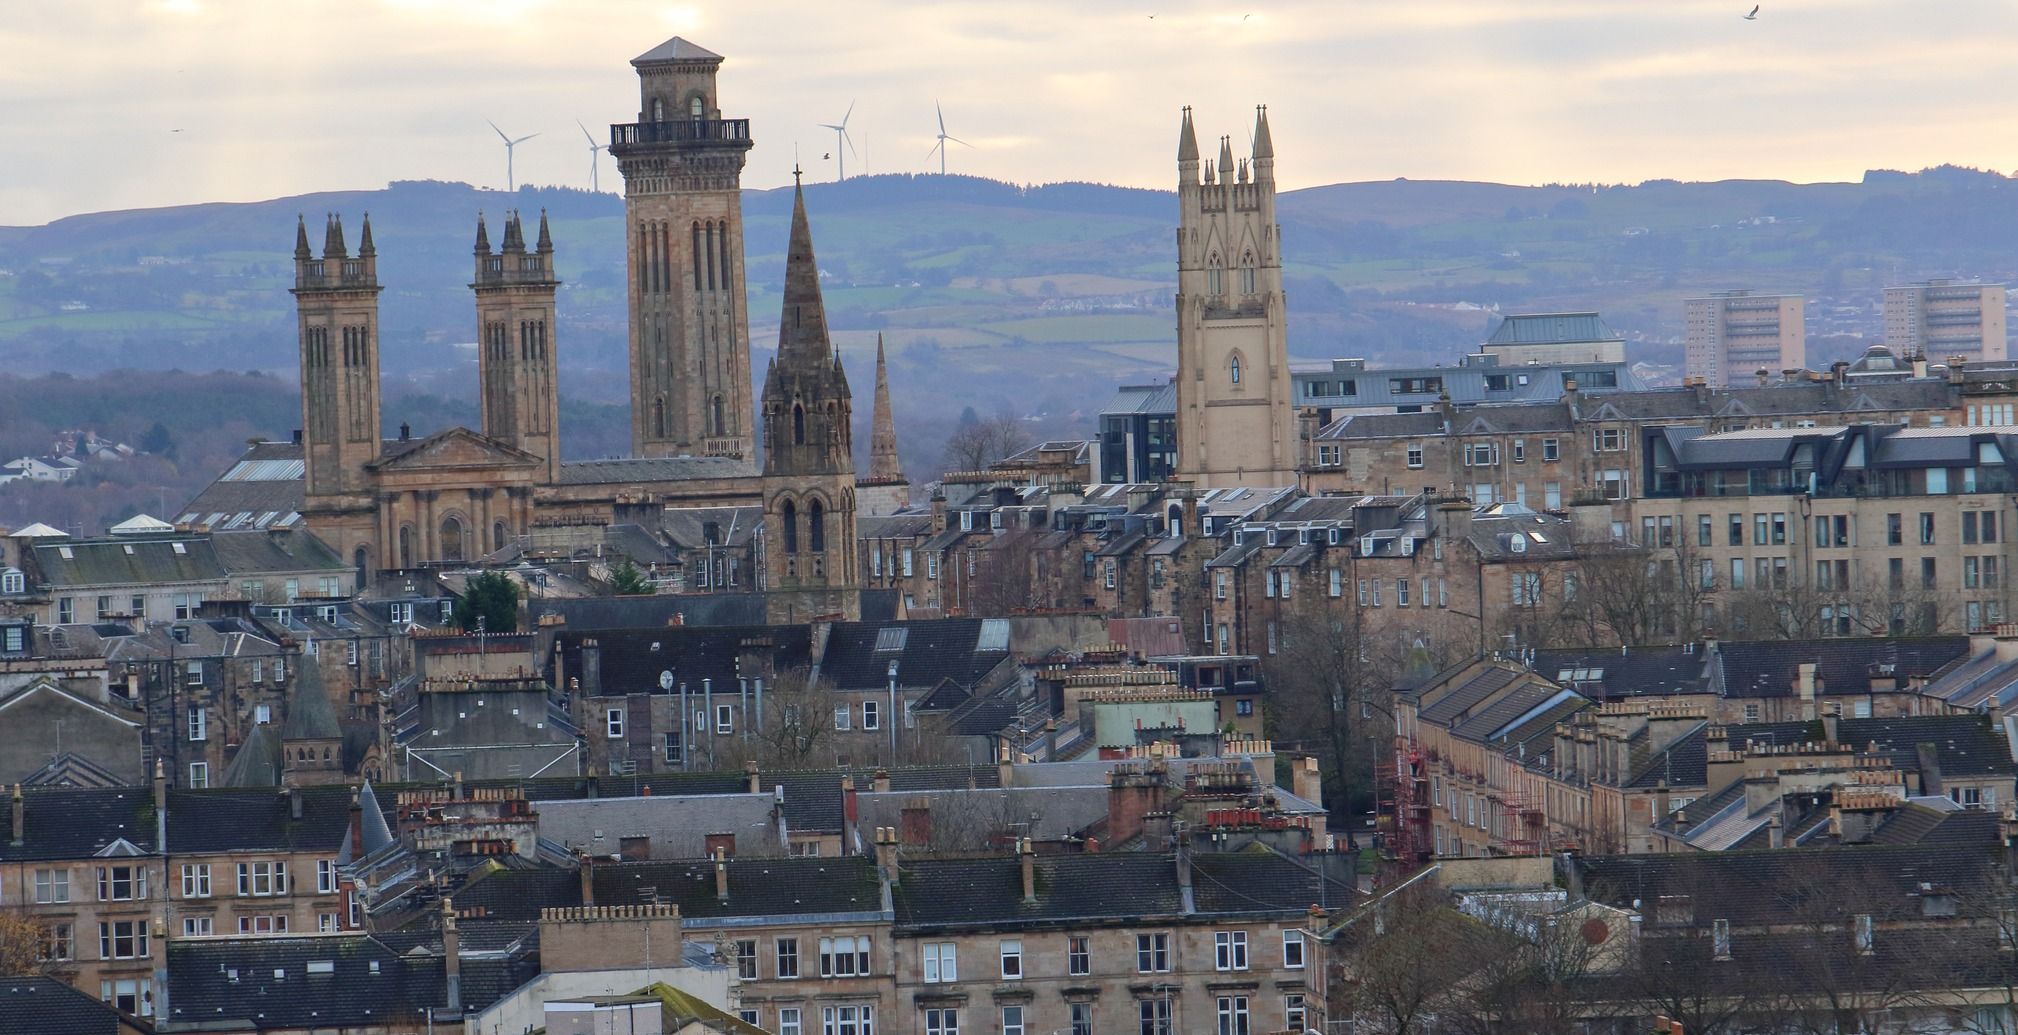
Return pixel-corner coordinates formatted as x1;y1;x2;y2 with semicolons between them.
1743;4;1759;18
823;152;832;160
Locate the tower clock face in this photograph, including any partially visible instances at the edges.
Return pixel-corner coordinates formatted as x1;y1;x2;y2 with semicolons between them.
660;671;676;691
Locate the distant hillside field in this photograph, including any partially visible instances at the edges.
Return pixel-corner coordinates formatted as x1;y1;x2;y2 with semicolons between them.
0;166;2013;499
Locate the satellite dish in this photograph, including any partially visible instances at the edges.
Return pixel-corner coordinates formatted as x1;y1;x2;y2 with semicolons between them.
659;671;675;691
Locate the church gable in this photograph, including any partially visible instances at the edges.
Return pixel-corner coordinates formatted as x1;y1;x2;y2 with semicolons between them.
371;427;543;473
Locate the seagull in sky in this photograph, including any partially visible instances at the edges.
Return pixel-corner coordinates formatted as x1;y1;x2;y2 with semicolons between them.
1744;5;1759;19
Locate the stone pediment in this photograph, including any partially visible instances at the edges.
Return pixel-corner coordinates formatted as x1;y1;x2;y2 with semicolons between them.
370;427;542;473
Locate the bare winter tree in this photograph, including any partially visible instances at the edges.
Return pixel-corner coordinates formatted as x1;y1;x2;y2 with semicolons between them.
940;409;1032;474
1264;593;1469;836
712;667;842;770
1342;885;1505;1035
965;531;1038;616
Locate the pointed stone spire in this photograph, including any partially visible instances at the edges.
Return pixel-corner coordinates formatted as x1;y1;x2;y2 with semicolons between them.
1252;105;1274;161
1217;136;1234;178
501;210;525;252
281;647;341;743
357;212;376;256
535;209;553;253
323;213;348;259
473;212;491;254
868;334;905;483
776;182;831;365
294;215;312;259
1177;106;1199;164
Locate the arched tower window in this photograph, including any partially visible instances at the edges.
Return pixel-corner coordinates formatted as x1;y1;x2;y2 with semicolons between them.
810;500;827;552
689;95;705;119
353;546;368;585
493;521;508;553
781;500;799;554
1230;354;1242;385
1207;253;1223;296
652;98;665;122
654;396;667;439
792;404;806;445
712;395;725;437
440;516;465;563
397;525;414;570
1240;251;1257;294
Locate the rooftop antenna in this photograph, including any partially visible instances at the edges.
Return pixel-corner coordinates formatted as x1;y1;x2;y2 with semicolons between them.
819;101;858;182
487;119;539;192
925;101;971;176
575;120;607;193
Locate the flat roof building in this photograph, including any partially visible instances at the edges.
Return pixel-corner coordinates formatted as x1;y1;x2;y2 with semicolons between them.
1685;290;1805;388
1884;279;2008;365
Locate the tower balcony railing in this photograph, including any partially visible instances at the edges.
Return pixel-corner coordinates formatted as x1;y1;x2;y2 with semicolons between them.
610;118;752;148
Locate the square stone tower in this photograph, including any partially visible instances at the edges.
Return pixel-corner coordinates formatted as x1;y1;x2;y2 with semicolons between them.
609;38;756;461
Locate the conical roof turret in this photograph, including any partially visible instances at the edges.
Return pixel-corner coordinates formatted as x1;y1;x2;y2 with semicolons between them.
501;210;525;252
536;209;553;253
1178;106;1199;164
358;213;376;256
868;334;905;483
294;215;312;259
474;212;491;253
1217;136;1234;177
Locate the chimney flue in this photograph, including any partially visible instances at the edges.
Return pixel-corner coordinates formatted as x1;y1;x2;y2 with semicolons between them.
441;897;462;1012
9;785;22;847
1019;837;1036;901
714;846;731;902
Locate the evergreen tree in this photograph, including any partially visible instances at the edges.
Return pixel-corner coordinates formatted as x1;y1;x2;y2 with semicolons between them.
453;571;519;633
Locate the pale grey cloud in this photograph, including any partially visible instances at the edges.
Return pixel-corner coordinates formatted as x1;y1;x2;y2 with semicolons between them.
2;0;2015;225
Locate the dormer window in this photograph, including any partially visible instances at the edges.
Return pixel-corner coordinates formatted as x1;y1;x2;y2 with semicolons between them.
0;570;22;594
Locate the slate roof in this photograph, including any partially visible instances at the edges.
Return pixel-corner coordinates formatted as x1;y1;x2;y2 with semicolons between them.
166;934;533;1029
501;764;1002;834
0;785;156;861
1412;665;1525;727
633;36;724;64
220;725;283;787
1576;842;2001;928
449;855;884;923
819;618;1007;691
209;528;346;576
535;593;769;630
1716;636;1971;699
177;440;306;531
893;849;1351;931
1528;645;1715;699
166;785;354;855
280;653;341;741
1625;721;1817;789
657;506;762;549
31;535;226;588
550;624;813;697
1838;713;2017;778
1314;410;1448;442
1483;312;1622;347
555;456;756;485
0;977;130;1035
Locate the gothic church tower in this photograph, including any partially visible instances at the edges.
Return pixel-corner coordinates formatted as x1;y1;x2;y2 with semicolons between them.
293;213;384;572
761;181;860;623
1173;107;1296;485
610;38;755;460
472;210;563;484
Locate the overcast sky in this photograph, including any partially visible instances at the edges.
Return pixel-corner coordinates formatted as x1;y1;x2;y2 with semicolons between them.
4;0;2016;225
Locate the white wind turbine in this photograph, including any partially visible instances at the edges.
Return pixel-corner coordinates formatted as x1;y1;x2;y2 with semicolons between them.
576;120;607;193
925;101;971;175
487;119;539;192
820;101;858;181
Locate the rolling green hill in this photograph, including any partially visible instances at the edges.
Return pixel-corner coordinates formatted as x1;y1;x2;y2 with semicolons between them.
1;166;2014;444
